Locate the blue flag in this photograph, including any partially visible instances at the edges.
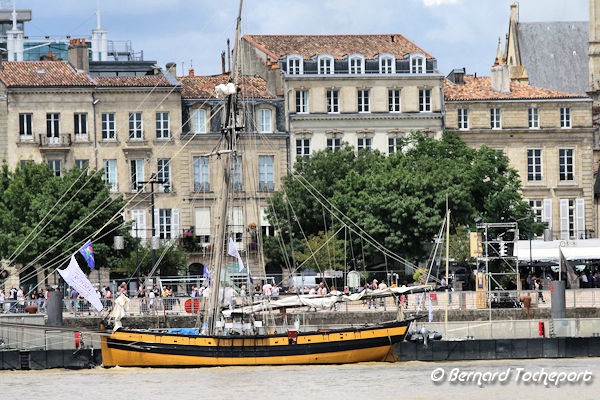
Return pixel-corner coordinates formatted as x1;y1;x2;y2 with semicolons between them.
203;264;211;282
78;240;95;270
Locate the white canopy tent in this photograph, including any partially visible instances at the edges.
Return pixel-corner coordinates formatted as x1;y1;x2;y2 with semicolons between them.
516;239;600;262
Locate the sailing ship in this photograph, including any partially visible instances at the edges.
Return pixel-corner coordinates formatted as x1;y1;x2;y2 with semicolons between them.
100;0;438;367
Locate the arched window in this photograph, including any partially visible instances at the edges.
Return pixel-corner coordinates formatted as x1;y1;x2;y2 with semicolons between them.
348;54;365;74
317;54;334;74
410;54;425;74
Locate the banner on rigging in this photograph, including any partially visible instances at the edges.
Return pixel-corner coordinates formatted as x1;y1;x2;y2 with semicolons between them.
58;255;103;312
228;237;245;272
78;240;95;270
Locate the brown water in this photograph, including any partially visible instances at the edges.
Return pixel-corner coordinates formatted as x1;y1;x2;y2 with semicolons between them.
0;358;598;399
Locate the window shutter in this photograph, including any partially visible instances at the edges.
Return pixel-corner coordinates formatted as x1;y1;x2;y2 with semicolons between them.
154;209;160;238
195;208;211;236
576;198;585;239
542;199;552;231
171;209;180;238
139;210;146;240
559;199;569;240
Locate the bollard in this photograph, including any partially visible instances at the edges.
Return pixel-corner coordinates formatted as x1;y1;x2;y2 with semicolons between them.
46;291;63;327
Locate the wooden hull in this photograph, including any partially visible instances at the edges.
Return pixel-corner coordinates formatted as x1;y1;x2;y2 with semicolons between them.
101;321;409;367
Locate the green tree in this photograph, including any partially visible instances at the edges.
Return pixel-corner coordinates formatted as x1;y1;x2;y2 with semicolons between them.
0;162;134;275
293;230;346;271
115;243;188;277
266;131;542;269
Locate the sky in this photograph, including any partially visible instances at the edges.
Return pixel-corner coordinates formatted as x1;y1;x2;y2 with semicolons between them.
18;0;589;78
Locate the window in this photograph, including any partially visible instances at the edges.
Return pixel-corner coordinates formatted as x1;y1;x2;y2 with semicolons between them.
559;148;574;181
419;89;431;112
194;208;211;245
232;155;242;191
490;108;501;129
388;137;400;154
296;138;310;159
295;90;308;113
260;207;274;237
529;200;543;222
528;108;539;129
560;107;571;128
229;207;243;244
258;109;272;133
193;156;210;191
287;55;303;75
131;209;147;239
389;89;401;112
358;89;370;113
46;113;60;143
129;112;143;140
379;55;395;74
101;113;116;140
527;149;542;181
192;109;207;133
48;160;61;176
19;113;32;138
327;90;339;113
258;155;274;191
130;159;144;191
357;137;372;151
156;112;170;139
410;55;425;73
103;159;117;191
157;158;170;191
75;159;88;169
560;198;585;239
458;108;469;130
318;55;334;74
74;113;87;139
349;55;364;74
327;138;341;152
158;209;172;239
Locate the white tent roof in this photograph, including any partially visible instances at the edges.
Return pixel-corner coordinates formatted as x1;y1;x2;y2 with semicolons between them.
516;239;600;262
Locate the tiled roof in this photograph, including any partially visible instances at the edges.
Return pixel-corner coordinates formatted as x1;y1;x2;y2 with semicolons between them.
243;34;433;60
178;74;275;99
444;76;587;101
0;61;94;87
94;75;175;87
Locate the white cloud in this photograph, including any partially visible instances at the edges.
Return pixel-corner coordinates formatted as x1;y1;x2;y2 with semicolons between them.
422;0;459;6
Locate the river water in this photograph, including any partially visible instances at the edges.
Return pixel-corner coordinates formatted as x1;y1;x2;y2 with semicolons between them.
1;358;598;399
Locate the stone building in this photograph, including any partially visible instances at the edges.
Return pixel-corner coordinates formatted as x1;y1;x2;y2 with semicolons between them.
240;34;444;160
445;63;595;240
176;72;287;277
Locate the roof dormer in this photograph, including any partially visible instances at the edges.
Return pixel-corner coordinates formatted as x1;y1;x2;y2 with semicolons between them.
377;53;396;74
347;53;365;74
317;54;334;75
410;53;426;74
286;54;303;75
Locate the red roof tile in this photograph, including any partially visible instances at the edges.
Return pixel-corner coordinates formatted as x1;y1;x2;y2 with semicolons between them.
178;74;275;99
243;34;433;60
94;75;174;87
0;61;94;87
444;76;587;101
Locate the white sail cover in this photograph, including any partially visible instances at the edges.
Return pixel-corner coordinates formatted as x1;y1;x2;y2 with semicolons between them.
215;83;237;99
108;294;130;331
57;255;103;312
223;285;434;317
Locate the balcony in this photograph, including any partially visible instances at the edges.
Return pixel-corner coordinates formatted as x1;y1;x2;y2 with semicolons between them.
258;182;275;191
38;134;71;151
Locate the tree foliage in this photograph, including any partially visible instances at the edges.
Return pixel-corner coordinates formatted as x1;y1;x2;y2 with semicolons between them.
292;230;346;271
115;242;188;277
0;163;134;274
265;131;541;271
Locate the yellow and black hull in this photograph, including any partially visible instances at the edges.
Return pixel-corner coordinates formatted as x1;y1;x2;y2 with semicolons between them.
101;320;409;367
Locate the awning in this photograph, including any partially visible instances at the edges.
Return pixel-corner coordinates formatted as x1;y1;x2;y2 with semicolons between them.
516;239;600;262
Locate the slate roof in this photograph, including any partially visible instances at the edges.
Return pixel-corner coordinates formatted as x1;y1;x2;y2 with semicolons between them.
444;75;587;101
243;34;433;60
178;74;275;99
94;75;175;87
0;61;95;87
517;21;588;95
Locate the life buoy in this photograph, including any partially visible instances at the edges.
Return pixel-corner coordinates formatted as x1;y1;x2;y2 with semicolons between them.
184;299;200;313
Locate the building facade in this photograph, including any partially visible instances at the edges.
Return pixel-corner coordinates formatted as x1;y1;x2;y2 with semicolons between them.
240;34;444;161
445;66;595;240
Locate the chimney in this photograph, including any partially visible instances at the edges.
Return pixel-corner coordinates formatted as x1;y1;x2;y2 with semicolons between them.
221;51;226;74
166;62;177;77
491;37;510;93
189;68;195;77
68;38;89;73
447;68;465;84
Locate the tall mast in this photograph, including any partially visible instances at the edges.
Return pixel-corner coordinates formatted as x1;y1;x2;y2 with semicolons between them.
206;0;244;336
